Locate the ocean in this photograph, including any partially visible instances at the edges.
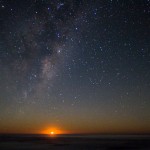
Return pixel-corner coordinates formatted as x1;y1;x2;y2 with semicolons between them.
0;134;150;150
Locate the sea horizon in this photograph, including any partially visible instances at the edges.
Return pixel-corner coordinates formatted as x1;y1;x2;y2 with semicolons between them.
1;133;150;138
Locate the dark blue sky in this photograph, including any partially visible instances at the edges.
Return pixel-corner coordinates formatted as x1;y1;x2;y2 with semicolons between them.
0;0;150;134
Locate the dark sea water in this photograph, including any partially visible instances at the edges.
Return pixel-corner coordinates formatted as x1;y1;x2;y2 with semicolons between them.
0;134;150;150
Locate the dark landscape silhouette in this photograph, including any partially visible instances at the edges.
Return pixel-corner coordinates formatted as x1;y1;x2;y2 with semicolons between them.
0;134;150;150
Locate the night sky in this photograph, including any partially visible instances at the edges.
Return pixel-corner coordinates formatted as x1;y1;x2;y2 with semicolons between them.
0;0;150;134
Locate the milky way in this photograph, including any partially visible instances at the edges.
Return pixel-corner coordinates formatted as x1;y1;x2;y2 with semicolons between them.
1;1;84;99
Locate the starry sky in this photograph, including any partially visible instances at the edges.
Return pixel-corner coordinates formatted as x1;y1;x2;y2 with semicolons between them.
0;0;150;134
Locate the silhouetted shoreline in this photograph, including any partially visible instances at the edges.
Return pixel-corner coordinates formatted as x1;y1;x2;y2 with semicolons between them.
0;134;150;150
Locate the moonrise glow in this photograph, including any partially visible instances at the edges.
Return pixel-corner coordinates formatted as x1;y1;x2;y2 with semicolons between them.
0;0;150;134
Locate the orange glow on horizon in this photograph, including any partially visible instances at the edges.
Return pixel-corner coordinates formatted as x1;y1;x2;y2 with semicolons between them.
50;131;54;135
41;127;65;135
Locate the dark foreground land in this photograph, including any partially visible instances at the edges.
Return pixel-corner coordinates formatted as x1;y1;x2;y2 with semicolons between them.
0;134;150;150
